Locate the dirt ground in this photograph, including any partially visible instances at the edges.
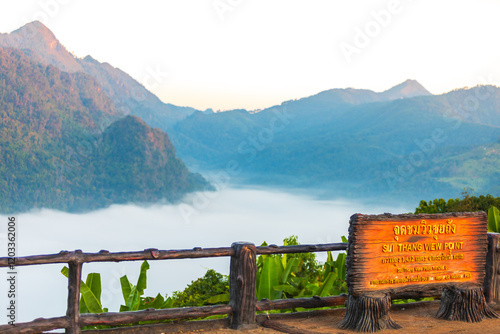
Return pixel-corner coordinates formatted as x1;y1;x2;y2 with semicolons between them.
179;301;500;334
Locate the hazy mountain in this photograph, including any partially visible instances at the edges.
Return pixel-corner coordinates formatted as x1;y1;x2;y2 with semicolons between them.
95;115;210;206
0;47;210;213
0;21;198;130
2;21;498;206
379;79;431;100
170;83;500;202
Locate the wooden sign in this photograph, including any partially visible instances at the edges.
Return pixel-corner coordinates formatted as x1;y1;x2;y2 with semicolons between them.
346;212;488;298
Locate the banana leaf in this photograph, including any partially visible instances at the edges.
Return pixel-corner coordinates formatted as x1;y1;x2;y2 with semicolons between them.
139;293;165;310
257;256;283;300
160;297;174;309
120;275;133;304
488;206;500;232
61;267;104;313
315;272;337;297
136;260;150;294
280;257;299;284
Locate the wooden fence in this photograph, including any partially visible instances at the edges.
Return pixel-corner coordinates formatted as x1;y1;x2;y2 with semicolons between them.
1;233;499;333
0;242;350;333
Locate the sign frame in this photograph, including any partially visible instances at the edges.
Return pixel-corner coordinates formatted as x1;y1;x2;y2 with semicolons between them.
346;212;488;299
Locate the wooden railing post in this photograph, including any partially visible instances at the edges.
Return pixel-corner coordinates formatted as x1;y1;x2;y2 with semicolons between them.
229;242;257;329
484;233;500;304
66;260;82;334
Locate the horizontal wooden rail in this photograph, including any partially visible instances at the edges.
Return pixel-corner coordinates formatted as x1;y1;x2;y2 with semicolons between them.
0;243;347;267
256;295;348;311
0;316;69;334
0;247;235;267
256;243;347;255
80;304;232;326
0;305;232;333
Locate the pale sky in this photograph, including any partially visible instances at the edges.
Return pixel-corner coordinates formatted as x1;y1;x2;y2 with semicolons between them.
0;0;499;111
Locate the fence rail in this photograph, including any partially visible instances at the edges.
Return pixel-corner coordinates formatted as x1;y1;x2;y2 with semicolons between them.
0;242;349;333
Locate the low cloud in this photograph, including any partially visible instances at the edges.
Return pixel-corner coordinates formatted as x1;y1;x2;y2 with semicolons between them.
0;187;409;323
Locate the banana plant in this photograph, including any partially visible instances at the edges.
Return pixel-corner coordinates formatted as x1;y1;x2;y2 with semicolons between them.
267;236;348;300
61;267;107;314
488;206;500;232
119;260;173;311
61;267;109;330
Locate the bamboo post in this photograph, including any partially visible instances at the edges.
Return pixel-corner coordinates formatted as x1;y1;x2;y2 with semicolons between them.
484;233;500;304
229;242;257;329
66;260;82;334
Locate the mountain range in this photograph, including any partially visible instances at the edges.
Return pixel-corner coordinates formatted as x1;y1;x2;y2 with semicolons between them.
0;21;499;211
0;30;209;212
167;79;499;202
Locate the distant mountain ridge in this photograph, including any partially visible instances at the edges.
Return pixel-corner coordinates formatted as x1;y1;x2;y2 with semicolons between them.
299;79;431;107
168;81;500;202
379;79;431;100
1;21;498;207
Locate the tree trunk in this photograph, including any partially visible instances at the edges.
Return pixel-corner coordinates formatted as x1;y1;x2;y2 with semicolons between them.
339;293;401;332
436;286;498;322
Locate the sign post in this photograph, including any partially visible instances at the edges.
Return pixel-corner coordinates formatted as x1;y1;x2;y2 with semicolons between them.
340;212;498;332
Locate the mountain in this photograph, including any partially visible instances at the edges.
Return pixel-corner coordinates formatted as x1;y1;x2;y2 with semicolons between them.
0;47;210;212
291;79;431;109
2;21;498;206
169;83;500;203
0;20;82;73
379;79;431;100
0;21;198;130
95;115;210;206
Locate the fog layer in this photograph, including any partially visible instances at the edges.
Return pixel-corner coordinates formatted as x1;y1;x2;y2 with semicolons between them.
0;187;410;323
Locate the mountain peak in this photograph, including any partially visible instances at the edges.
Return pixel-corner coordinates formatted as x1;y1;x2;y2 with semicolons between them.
12;21;54;40
381;79;431;100
0;21;82;73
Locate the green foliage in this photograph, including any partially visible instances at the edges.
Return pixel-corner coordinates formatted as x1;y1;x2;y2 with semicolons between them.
170;269;229;307
415;191;500;214
119;261;173;312
61;267;108;330
61;260;173;324
414;191;500;232
257;236;348;304
488;206;500;232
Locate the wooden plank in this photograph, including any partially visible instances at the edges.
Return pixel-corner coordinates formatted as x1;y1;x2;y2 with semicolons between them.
256;295;347;311
79;304;232;326
229;242;257;329
81;318;230;334
0;244;349;268
346;212;488;298
256;243;347;255
484;233;500;304
0;247;235;267
0;316;69;334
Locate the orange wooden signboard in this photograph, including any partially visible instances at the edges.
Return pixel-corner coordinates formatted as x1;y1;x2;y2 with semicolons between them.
346;212;488;298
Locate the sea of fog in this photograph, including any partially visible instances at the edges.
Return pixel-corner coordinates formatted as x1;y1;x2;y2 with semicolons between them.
0;187;410;324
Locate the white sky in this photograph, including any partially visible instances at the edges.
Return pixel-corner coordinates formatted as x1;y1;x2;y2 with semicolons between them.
0;0;499;111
